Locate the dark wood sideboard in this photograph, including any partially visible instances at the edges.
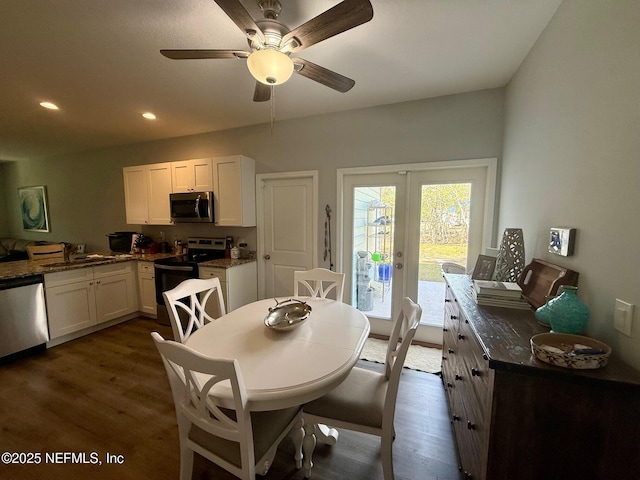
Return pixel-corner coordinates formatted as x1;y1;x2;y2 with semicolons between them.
442;273;640;480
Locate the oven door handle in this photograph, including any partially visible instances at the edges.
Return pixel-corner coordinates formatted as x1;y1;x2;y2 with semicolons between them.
154;264;196;272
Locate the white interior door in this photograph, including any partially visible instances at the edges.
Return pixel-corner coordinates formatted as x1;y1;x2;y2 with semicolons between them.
257;172;318;299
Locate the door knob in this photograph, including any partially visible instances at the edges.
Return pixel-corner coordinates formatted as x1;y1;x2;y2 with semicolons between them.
264;255;271;260
395;263;403;269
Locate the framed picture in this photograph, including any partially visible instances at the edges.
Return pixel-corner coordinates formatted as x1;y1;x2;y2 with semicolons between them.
472;254;497;280
549;227;576;256
18;186;50;232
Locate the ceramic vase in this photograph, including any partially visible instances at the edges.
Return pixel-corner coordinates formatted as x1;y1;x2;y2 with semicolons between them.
536;285;590;334
494;228;525;282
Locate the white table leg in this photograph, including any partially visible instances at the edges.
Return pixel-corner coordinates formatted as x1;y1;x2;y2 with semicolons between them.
314;423;339;445
303;423;317;478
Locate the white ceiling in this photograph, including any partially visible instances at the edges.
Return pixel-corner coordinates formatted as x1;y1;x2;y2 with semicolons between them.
0;0;562;161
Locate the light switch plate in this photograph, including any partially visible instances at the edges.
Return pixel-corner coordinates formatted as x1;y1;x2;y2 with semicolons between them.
614;299;634;337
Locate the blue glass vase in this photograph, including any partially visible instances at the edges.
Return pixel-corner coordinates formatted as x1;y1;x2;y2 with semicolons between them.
536;286;590;334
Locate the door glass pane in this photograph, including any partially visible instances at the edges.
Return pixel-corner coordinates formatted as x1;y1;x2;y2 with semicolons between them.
418;183;471;324
352;186;395;320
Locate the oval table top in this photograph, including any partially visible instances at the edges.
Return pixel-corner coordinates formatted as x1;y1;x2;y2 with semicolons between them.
185;297;370;411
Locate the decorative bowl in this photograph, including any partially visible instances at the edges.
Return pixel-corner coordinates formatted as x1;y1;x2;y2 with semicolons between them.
264;299;312;331
530;333;611;369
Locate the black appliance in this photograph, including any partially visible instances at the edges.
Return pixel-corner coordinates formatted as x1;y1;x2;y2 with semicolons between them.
170;191;214;223
154;237;226;326
106;231;138;252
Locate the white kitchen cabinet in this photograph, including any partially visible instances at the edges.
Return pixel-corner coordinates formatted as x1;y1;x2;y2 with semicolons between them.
199;262;257;318
123;162;173;225
94;263;138;323
45;268;97;339
171;158;213;192
137;261;157;316
212;155;256;226
45;262;138;339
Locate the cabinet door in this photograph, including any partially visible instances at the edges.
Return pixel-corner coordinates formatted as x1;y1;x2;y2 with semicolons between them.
123;165;149;224
226;262;257;311
46;281;97;338
95;272;138;323
147;163;173;225
213;156;256;226
172;158;213;192
199;267;227;318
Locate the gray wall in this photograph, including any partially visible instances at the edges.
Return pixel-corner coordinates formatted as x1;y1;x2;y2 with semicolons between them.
500;0;640;367
2;88;504;258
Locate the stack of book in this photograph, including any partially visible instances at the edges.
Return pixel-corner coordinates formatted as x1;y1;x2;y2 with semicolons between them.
472;280;531;310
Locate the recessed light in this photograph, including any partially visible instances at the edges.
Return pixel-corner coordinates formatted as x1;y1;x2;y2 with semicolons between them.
40;101;59;110
142;112;156;120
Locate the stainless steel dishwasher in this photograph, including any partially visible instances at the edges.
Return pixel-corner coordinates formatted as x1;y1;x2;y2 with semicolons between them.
0;274;49;359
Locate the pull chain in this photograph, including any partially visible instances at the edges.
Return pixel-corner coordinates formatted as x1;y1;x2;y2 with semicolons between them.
270;85;275;135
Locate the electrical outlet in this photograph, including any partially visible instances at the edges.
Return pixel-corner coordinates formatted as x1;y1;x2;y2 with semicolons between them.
614;299;634;337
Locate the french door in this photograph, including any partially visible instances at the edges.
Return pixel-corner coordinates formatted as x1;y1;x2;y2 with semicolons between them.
339;160;496;341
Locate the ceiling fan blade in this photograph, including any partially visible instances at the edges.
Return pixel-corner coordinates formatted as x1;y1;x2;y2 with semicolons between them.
214;0;265;44
253;82;271;102
160;49;250;60
292;58;355;93
281;0;373;53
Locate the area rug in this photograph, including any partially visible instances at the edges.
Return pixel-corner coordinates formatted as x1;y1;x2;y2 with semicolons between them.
360;337;442;374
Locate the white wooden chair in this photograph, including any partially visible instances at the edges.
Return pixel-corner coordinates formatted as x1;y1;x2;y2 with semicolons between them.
301;297;422;480
294;268;345;302
26;243;65;261
151;332;304;480
163;278;226;343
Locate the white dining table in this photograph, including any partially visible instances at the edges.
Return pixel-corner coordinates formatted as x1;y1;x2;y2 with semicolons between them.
184;296;370;412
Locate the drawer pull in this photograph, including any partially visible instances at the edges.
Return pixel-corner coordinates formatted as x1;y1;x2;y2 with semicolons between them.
464;472;473;480
446;382;453;388
471;368;481;377
483;353;488;361
458;333;465;340
445;299;451;303
467;421;476;430
448;348;454;354
442;355;447;361
455;374;463;381
450;315;458;320
452;414;460;422
443;327;448;332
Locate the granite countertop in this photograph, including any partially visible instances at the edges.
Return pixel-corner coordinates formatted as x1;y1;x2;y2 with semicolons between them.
0;252;256;281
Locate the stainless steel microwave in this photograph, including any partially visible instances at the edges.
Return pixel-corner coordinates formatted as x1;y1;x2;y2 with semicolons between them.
170;192;214;223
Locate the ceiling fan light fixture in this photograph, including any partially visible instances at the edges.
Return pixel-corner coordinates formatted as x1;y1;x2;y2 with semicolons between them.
247;49;293;85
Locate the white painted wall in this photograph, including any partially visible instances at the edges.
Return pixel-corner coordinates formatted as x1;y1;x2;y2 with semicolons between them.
501;0;640;367
2;88;504;258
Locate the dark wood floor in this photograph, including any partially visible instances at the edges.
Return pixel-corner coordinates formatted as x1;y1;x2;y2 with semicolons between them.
0;318;460;480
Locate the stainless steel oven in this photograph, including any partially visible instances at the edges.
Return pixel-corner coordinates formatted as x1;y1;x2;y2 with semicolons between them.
154;237;226;326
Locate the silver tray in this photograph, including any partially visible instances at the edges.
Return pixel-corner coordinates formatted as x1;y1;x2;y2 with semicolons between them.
264;299;312;331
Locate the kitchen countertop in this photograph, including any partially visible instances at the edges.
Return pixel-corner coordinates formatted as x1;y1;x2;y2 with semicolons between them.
0;253;256;281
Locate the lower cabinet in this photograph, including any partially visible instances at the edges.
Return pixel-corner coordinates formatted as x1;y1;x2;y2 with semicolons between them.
137;261;157;316
45;262;138;339
199;262;257;318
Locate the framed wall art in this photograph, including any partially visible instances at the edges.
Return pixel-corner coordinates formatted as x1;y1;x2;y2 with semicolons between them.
549;227;576;256
18;185;50;232
471;254;497;280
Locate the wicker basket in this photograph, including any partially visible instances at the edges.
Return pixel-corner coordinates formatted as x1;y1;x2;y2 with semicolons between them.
530;332;611;369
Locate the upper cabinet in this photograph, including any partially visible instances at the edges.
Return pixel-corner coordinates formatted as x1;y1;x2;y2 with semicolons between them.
123;155;255;226
213;155;256;227
123;163;173;225
171;158;213;193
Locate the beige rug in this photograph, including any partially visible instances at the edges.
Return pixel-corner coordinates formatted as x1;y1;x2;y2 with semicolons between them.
360;337;442;374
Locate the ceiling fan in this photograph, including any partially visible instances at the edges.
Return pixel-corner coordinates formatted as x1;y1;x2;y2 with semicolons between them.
160;0;374;102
